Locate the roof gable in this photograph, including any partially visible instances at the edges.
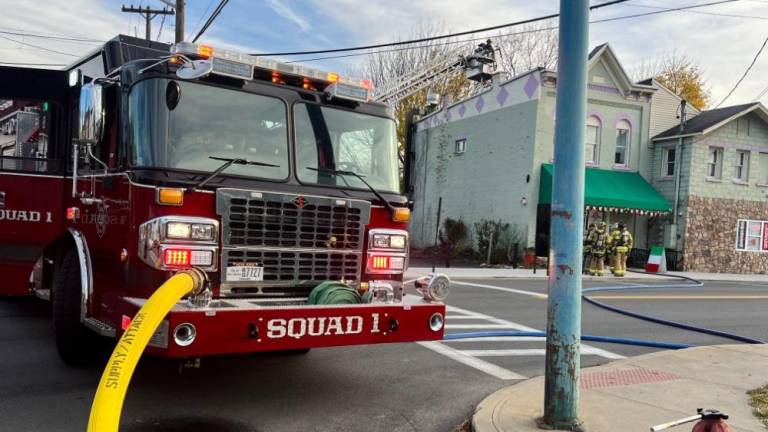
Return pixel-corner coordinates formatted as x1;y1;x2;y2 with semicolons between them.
653;103;768;140
588;43;655;96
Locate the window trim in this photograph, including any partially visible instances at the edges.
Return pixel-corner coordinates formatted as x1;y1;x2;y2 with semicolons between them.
614;120;631;167
735;219;768;253
585;116;601;164
661;146;676;178
758;152;768;186
706;146;723;180
733;149;750;183
455;138;466;155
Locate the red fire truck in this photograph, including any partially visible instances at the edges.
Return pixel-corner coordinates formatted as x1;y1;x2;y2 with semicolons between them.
0;35;448;366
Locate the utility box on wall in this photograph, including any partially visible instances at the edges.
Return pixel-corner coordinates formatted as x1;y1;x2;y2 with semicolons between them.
663;224;677;250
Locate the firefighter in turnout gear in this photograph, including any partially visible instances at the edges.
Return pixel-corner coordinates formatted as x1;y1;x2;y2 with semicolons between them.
608;223;621;274
583;223;596;274
588;221;609;276
611;221;633;277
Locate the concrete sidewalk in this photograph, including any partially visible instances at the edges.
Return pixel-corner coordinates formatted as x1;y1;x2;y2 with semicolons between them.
405;266;768;283
473;344;768;432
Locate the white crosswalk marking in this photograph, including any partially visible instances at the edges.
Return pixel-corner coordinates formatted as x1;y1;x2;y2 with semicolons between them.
419;304;625;379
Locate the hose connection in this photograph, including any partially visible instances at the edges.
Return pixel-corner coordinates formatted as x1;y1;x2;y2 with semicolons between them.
181;267;211;308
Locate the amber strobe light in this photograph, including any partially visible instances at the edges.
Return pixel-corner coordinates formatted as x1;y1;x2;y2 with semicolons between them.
157;188;184;206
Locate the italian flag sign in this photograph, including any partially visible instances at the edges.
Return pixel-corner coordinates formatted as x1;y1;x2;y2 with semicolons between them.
645;246;667;273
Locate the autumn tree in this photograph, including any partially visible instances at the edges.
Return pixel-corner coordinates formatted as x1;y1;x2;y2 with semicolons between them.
633;52;711;110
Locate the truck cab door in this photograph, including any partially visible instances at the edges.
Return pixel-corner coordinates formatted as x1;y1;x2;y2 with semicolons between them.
0;67;69;295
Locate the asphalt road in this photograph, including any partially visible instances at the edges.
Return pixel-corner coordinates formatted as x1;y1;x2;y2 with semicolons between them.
1;276;767;432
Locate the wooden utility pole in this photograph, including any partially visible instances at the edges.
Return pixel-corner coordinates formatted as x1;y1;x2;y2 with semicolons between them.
175;1;185;42
121;5;174;41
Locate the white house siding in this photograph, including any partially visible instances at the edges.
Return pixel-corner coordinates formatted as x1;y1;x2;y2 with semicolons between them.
648;82;701;140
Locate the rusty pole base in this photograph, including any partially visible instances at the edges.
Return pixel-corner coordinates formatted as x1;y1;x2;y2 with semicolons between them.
537;417;586;431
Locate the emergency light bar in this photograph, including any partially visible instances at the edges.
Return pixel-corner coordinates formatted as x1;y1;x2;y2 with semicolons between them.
171;42;372;101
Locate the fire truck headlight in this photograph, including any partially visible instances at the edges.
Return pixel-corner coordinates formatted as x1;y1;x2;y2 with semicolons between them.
369;230;408;251
166;222;192;239
191;224;215;241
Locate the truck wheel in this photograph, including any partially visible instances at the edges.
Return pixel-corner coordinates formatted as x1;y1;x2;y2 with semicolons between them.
52;249;107;367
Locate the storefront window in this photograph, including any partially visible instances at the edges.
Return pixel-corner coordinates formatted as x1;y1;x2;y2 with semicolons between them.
736;219;768;252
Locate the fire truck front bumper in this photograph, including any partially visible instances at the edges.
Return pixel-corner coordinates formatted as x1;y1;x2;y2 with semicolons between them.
119;295;446;358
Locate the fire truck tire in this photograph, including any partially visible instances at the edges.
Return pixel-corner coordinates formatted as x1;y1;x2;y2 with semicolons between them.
52;249;107;367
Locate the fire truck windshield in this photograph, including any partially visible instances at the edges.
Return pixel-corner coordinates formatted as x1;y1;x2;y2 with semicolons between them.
129;78;289;180
295;103;400;194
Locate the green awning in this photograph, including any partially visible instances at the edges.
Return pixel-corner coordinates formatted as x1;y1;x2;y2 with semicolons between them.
538;163;671;214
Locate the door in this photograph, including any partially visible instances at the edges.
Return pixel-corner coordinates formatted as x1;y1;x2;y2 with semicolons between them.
0;67;69;295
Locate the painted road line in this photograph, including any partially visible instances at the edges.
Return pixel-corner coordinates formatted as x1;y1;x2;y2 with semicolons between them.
417;341;527;380
446;324;524;329
443;336;547;343
588;295;768;300
445;315;490;320
458;347;623;358
451;280;548;299
445;305;624;360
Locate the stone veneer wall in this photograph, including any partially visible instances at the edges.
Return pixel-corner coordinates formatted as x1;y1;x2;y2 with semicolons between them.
684;196;768;273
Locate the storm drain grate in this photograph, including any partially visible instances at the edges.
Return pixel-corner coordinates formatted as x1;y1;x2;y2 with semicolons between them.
580;368;681;389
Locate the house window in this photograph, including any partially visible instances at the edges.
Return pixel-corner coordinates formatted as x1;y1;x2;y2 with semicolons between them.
736;219;768;252
585;116;600;163
734;150;750;182
662;147;676;177
614;120;630;166
707;147;723;179
455;138;466;154
759;152;768;185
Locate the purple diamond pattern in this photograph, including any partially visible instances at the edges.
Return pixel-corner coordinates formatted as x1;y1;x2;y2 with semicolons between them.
496;86;509;106
475;96;485;113
458;103;467;118
523;74;539;99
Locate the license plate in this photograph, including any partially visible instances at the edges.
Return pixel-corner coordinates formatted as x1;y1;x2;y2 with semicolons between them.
226;265;264;282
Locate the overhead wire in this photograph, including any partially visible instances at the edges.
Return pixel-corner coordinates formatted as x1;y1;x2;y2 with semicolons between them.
190;0;217;37
0;29;102;44
157;11;167;41
192;0;229;43
285;0;743;64
715;35;768;107
0;34;78;57
253;0;634;57
622;1;768;20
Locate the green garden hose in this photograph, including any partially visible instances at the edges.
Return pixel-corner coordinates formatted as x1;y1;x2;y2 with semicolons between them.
308;281;362;305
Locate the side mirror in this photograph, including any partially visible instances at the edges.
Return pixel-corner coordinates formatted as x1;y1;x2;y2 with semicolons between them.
77;83;105;144
175;59;213;80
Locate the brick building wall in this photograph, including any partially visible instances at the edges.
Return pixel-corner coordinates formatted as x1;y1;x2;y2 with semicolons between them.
683;196;768;273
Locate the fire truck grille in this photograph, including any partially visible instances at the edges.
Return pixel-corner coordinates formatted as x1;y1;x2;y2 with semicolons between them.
216;189;371;296
218;191;369;249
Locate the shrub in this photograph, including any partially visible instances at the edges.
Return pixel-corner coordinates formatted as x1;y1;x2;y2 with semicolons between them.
438;218;469;267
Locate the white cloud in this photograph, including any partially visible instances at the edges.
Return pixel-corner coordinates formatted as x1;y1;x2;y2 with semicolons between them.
265;0;311;32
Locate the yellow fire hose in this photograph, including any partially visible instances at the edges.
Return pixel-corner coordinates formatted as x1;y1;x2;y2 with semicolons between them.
87;269;206;432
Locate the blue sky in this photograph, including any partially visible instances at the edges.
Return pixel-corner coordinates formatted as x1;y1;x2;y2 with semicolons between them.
1;0;768;106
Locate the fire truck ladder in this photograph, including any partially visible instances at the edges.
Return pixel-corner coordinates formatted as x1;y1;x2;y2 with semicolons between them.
371;39;499;106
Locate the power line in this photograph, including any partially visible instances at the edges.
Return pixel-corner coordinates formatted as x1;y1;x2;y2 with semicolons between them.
0;61;66;66
622;1;768;20
715;35;768;108
191;0;217;37
192;0;229;42
157;11;167;40
253;0;634;57
285;0;740;64
0;29;102;43
0;34;78;57
753;83;768;101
